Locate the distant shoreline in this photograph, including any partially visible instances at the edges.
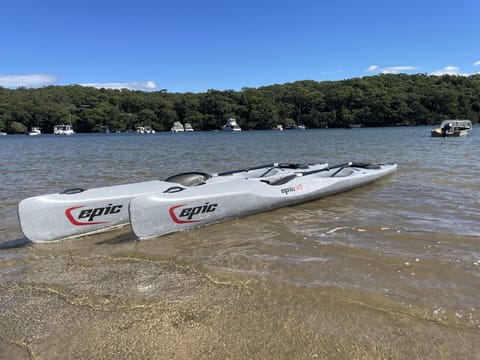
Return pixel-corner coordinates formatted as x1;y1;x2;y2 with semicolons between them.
1;74;478;134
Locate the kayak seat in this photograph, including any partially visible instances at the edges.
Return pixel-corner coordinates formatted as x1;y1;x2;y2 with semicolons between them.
261;174;297;186
330;168;354;177
243;167;283;178
61;188;86;194
259;167;281;177
165;172;211;186
357;164;381;169
278;163;309;169
350;162;381;169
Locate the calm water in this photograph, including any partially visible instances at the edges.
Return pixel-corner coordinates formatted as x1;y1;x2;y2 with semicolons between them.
1;127;479;357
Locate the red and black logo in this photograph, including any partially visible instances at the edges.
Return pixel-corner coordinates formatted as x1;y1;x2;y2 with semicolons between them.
65;204;123;226
169;202;218;224
280;183;304;195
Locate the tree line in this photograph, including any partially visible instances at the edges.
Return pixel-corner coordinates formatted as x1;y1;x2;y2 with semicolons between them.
1;73;479;133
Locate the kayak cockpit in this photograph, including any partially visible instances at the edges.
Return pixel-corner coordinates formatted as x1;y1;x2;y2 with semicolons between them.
164;172;211;186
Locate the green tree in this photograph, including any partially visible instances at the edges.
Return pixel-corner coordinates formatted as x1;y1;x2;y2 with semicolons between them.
8;121;27;134
0;73;479;131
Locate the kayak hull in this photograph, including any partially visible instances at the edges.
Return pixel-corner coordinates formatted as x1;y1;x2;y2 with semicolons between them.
130;163;397;239
18;180;173;242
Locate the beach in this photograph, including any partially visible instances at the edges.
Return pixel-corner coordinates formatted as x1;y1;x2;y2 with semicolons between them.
1;230;478;359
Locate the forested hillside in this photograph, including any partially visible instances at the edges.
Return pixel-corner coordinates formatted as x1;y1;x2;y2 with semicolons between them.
1;73;479;133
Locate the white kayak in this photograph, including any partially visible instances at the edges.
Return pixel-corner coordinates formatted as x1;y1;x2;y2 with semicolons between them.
18;180;171;242
130;162;397;239
17;162;325;242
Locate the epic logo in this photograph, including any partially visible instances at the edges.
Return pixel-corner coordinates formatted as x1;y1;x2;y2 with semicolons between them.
169;202;218;224
281;183;304;195
65;204;123;226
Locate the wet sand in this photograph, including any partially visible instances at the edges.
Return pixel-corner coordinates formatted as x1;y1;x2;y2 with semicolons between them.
1;234;478;360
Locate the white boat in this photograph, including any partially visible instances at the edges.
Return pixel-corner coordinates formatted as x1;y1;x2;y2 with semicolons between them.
28;127;42;136
137;126;155;134
285;124;306;130
54;124;75;135
223;118;241;131
0;131;6;136
171;121;185;133
431;119;472;137
130;162;397;239
184;123;194;132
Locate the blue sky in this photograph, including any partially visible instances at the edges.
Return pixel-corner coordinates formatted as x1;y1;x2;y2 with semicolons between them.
1;0;479;93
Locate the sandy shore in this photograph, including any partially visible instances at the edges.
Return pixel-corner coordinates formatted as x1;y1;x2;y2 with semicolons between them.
1;246;478;360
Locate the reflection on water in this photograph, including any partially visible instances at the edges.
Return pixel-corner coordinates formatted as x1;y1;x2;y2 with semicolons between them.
1;127;479;358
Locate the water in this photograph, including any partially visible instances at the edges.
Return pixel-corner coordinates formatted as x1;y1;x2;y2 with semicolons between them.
1;127;479;359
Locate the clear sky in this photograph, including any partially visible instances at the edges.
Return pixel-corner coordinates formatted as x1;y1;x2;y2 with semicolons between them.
1;0;479;93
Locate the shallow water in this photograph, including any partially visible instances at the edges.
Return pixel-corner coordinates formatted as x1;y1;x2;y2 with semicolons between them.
1;127;479;358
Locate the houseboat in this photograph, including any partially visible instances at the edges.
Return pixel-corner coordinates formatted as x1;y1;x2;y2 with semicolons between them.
53;124;74;135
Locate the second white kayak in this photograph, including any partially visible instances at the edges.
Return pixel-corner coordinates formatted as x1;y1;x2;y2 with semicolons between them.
129;162;397;239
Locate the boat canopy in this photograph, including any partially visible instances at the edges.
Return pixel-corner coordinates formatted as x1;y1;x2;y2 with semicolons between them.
440;119;472;130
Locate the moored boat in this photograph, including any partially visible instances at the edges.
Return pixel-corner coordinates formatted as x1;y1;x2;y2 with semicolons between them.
27;127;42;135
430;119;472;137
223;118;241;131
130;162;397;239
54;124;75;135
137;126;155;134
171;121;185;133
144;126;155;134
285;124;306;130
